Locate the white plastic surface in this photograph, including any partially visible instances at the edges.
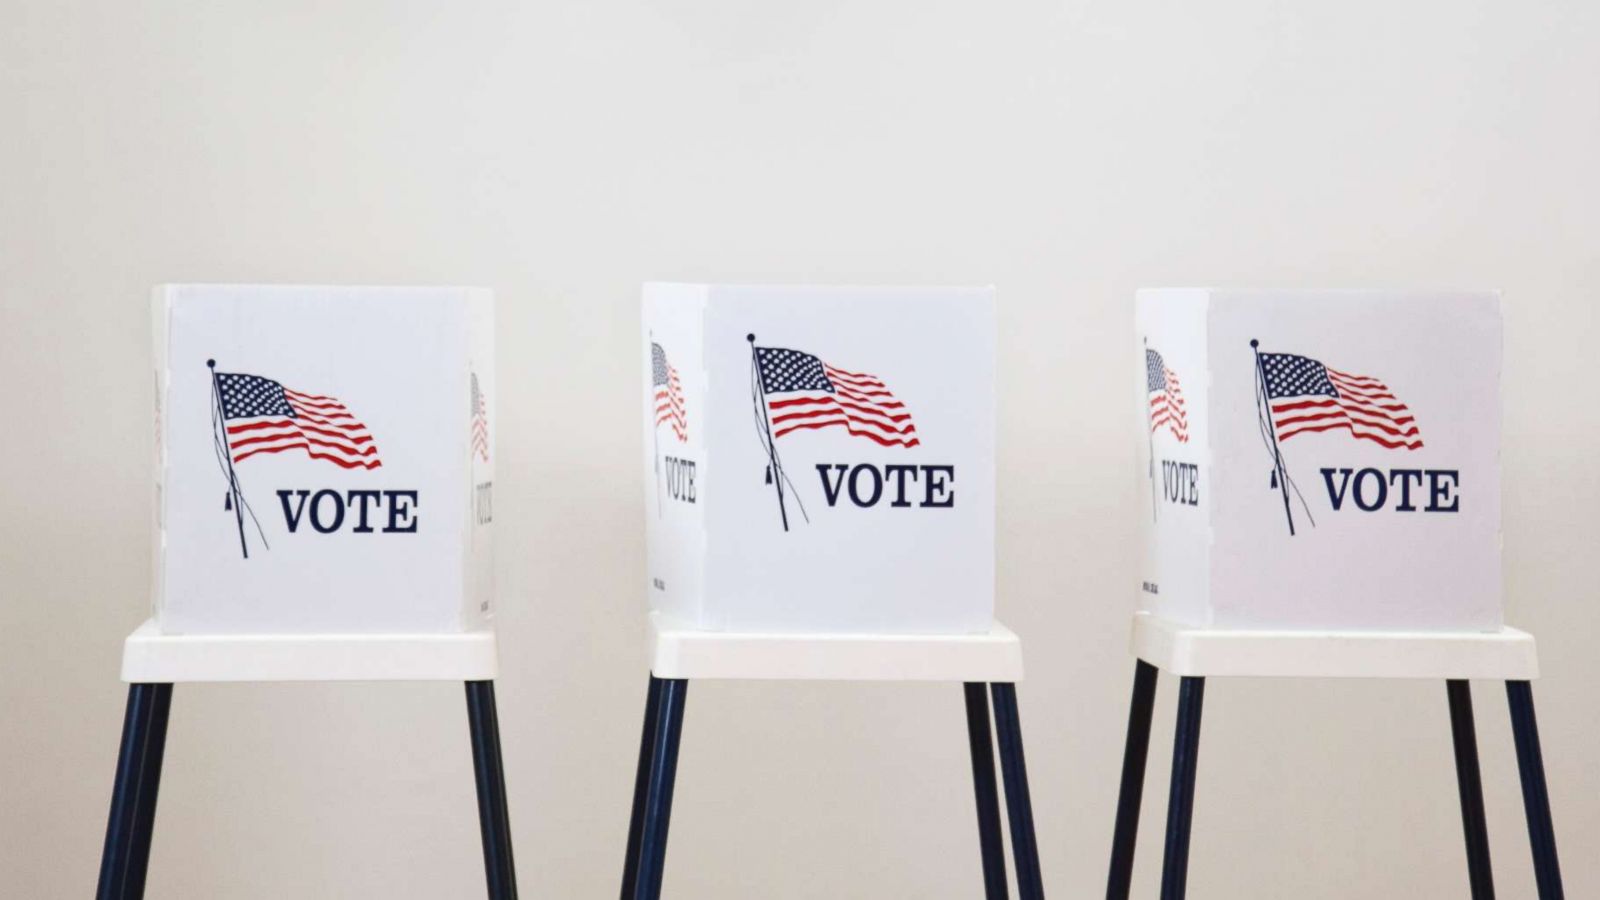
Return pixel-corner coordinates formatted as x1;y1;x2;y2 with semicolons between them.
1130;611;1538;679
648;612;1023;682
120;618;499;683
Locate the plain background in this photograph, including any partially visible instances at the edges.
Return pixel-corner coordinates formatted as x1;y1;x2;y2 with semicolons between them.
2;1;1596;897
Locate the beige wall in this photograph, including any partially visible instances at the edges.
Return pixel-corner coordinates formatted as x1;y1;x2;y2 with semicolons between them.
3;1;1597;896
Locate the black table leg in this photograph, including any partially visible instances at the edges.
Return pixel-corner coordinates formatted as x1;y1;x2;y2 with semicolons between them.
991;683;1044;899
634;678;688;900
467;681;519;900
964;683;1009;899
97;682;173;900
1158;677;1205;900
123;682;173;899
1447;680;1495;900
1507;681;1564;899
1106;660;1158;900
621;675;663;899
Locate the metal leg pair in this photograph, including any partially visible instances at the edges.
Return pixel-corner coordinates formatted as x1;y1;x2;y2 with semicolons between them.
95;681;520;899
1102;663;1566;900
618;677;1045;899
964;681;1047;899
1411;680;1561;900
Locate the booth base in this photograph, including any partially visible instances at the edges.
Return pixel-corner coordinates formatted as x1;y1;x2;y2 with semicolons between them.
120;618;499;683
1131;611;1538;680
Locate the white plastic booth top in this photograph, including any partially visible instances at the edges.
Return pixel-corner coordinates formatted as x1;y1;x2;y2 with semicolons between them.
1131;611;1538;680
120;618;499;683
647;612;1024;682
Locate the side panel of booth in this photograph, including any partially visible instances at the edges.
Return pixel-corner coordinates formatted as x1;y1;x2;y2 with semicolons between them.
642;284;710;627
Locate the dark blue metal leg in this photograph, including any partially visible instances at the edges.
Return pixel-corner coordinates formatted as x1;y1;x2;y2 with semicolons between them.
123;683;172;899
467;681;519;900
991;683;1044;900
1507;681;1564;899
634;678;688;900
1106;661;1158;900
1159;677;1205;900
621;675;663;900
97;683;172;900
1447;680;1495;900
964;683;1009;899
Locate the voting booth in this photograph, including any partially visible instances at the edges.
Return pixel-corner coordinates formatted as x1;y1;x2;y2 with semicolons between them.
622;285;1041;900
642;283;997;634
99;286;517;900
151;284;495;635
1135;289;1503;632
1105;289;1563;900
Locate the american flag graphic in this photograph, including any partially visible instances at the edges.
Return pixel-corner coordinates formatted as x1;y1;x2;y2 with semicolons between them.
1145;348;1189;442
470;372;489;462
754;346;918;448
652;342;686;441
215;372;383;469
1259;353;1422;450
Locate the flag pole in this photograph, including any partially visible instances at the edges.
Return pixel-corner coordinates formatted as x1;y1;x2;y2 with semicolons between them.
747;334;789;531
208;359;250;558
1145;337;1157;523
1251;340;1296;536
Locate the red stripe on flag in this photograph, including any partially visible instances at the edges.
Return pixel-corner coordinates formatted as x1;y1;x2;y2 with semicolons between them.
765;359;919;448
225;385;384;468
1269;364;1423;450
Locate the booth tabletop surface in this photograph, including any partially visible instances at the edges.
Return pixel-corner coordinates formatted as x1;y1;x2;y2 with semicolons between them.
121;619;499;683
1131;612;1538;680
647;613;1024;682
